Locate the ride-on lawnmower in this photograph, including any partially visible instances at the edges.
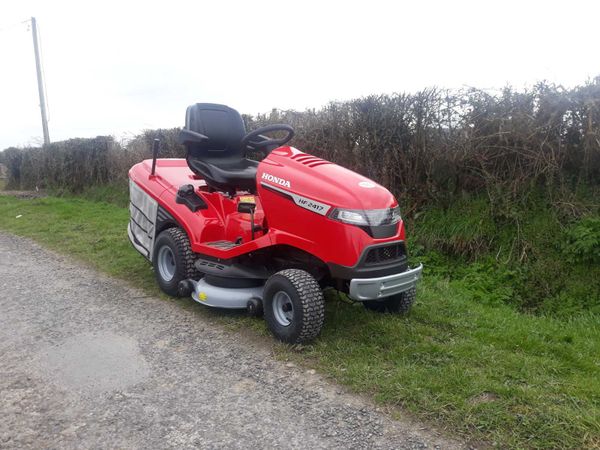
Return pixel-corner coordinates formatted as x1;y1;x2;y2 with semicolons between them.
128;103;422;343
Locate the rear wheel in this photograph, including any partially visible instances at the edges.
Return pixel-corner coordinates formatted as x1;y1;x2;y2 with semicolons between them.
363;287;416;315
263;269;325;344
153;228;198;296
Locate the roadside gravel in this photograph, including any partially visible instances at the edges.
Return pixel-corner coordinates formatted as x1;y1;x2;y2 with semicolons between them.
0;232;468;449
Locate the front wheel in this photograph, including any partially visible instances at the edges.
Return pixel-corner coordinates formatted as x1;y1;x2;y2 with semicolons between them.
263;269;325;344
363;287;416;314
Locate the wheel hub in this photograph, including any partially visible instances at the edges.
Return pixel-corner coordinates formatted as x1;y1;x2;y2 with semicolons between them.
157;246;176;282
272;291;294;327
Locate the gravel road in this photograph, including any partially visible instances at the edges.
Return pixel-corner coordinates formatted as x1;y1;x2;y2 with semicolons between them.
0;232;467;449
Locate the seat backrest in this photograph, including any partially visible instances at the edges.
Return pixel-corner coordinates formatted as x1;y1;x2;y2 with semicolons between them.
183;103;246;159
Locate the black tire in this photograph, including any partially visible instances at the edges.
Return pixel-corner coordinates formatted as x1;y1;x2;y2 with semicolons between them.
363;287;416;315
263;269;325;344
152;227;198;296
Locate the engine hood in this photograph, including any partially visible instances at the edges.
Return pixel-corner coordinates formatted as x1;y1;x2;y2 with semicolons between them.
258;147;397;211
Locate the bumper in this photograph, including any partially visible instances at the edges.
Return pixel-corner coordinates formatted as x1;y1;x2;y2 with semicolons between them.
348;264;423;301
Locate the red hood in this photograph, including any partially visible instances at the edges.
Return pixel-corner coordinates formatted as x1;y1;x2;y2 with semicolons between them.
259;146;397;211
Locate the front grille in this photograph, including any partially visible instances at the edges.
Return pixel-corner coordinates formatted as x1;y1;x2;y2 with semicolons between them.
364;243;406;265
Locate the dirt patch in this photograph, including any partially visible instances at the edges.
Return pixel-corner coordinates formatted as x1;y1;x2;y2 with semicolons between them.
34;332;150;394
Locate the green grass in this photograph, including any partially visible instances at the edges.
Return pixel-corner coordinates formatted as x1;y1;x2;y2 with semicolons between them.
51;181;131;208
0;194;599;449
412;195;600;316
0;195;153;286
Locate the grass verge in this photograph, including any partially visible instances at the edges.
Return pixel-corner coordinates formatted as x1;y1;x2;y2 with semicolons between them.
0;194;598;449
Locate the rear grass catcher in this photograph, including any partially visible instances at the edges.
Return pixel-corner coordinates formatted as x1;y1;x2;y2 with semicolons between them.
128;103;422;343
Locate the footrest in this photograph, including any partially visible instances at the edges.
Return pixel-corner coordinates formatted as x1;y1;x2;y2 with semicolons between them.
205;240;241;250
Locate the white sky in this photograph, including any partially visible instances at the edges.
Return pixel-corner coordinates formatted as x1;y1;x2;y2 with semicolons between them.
1;0;599;149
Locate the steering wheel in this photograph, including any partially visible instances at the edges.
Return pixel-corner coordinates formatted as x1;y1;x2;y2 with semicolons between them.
240;124;295;154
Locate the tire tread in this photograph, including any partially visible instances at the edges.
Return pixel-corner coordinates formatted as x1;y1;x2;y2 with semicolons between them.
363;286;416;314
164;227;199;280
270;269;325;343
153;227;199;296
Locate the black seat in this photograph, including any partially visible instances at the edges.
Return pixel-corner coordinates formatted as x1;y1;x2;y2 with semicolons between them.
179;103;257;192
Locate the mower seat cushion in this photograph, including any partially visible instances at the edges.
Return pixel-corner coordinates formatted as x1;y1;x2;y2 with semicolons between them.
187;156;258;192
182;103;258;192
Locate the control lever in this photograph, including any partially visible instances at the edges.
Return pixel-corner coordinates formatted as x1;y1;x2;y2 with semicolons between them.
238;202;257;240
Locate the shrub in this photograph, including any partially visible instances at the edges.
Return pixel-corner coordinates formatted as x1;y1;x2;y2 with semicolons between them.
2;79;599;200
563;216;600;264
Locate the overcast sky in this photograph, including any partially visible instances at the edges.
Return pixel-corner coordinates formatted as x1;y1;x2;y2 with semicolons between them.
1;0;599;149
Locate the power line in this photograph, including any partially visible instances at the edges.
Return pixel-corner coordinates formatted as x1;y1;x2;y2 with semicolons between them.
0;17;51;144
0;19;29;33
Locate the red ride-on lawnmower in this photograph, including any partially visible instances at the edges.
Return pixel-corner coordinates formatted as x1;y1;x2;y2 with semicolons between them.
128;103;422;343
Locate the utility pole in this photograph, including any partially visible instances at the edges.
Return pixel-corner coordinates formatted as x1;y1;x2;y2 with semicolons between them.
30;17;50;145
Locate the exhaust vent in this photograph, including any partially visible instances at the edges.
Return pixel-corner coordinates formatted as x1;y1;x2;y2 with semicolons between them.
291;152;333;168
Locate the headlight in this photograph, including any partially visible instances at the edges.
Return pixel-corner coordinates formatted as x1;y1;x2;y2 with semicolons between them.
329;206;401;226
